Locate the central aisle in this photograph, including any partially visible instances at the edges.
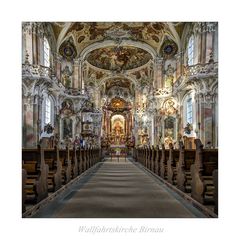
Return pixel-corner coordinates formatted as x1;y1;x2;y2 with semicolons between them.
33;158;206;218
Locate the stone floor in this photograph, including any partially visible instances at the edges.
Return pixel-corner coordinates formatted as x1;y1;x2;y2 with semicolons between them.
32;157;207;218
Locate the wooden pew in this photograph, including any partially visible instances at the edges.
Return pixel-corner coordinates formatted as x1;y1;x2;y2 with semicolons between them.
176;142;195;192
86;147;90;169
89;147;93;167
157;147;162;176
75;147;80;175
191;139;218;204
150;146;155;172
136;147;142;164
213;169;218;214
133;148;137;161
83;147;87;171
22;169;27;213
50;145;62;191
167;143;179;185
44;149;55;192
59;146;71;184
160;144;169;180
154;145;160;175
143;147;147;166
22;145;49;204
147;146;151;169
92;147;99;165
70;146;78;179
78;147;84;174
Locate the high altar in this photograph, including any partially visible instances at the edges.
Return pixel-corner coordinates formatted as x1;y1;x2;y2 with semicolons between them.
101;97;134;149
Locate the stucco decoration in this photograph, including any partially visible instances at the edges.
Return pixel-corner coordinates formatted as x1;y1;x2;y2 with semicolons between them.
161;39;178;59
59;38;77;60
56;22;171;54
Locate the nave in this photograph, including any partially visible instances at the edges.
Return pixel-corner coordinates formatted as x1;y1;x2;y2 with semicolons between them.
29;157;208;218
22;22;218;219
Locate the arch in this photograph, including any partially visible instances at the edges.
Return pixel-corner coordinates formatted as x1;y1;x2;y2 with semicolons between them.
98;74;137;88
110;114;125;132
79;39;157;60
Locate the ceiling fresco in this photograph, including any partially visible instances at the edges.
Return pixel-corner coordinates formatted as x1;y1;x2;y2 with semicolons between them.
50;22;180;56
86;46;152;71
87;67;107;81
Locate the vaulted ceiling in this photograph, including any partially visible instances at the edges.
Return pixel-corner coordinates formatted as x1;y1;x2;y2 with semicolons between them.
50;22;186;59
49;22;187;92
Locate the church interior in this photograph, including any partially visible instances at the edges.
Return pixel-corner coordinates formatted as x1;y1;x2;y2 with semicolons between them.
22;22;218;218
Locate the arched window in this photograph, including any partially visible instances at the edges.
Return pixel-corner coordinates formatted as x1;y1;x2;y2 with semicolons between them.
187;35;194;66
44;97;51;124
186;98;193;124
43;37;50;67
42;96;54;130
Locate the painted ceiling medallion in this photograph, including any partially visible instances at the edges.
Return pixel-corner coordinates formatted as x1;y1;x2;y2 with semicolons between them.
161;40;178;59
86;46;152;71
59;39;77;60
